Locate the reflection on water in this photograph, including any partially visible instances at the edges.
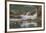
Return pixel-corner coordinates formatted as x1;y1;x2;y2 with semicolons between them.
10;12;41;28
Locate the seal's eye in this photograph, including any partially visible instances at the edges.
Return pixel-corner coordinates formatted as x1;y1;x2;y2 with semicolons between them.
31;11;36;15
